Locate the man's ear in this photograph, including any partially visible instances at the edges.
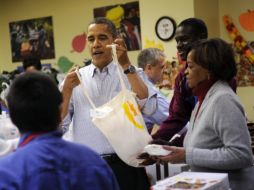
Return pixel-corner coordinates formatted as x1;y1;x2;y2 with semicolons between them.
200;32;207;40
145;64;152;72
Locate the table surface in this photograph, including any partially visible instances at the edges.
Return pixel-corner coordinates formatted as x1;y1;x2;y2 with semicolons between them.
149;164;254;189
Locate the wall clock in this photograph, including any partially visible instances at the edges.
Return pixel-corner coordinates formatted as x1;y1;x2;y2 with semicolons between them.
155;16;176;41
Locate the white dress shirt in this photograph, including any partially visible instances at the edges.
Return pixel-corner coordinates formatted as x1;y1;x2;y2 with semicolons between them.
61;61;157;154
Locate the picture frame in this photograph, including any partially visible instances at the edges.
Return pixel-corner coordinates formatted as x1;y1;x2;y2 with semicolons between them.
9;16;55;62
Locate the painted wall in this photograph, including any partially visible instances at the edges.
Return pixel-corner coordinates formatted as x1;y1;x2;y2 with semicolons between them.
219;0;254;120
194;0;220;38
0;0;139;72
0;0;253;119
0;0;195;72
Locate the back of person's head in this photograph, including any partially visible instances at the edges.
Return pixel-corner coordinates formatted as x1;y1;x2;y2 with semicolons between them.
178;18;208;40
22;56;42;72
88;17;117;38
137;48;166;70
7;72;63;133
190;38;237;82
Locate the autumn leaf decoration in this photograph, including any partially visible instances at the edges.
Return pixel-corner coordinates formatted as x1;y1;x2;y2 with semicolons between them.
223;15;254;65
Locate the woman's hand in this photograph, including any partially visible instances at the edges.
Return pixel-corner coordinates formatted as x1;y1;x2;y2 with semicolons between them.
156;146;186;164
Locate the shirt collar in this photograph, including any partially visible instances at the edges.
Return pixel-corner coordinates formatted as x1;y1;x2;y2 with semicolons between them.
18;130;63;147
90;60;115;77
192;77;217;103
148;77;156;85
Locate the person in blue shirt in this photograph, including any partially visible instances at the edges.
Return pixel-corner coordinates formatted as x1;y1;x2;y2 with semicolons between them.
0;72;119;190
137;48;169;133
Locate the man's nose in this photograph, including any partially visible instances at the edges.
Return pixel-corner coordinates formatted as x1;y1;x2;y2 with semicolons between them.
92;39;100;48
176;41;183;50
184;68;189;76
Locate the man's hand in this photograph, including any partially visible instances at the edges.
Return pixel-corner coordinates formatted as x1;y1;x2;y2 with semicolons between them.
62;67;80;93
137;152;156;166
61;67;80;120
107;38;148;100
113;38;131;69
137;139;173;166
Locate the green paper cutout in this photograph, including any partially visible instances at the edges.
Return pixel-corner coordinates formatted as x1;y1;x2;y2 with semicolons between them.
57;56;74;73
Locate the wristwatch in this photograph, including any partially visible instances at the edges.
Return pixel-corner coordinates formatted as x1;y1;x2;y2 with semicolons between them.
124;65;136;74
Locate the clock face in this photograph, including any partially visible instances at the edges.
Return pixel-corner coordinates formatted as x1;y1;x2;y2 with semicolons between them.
155;16;176;41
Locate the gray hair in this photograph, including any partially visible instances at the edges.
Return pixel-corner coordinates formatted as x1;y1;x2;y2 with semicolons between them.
137;48;166;70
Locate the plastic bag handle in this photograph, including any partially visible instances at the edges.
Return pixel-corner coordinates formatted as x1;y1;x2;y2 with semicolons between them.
75;69;96;109
108;44;127;91
75;44;127;108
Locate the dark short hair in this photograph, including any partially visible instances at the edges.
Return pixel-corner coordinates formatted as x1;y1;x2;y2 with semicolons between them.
190;38;237;81
7;72;63;133
22;56;42;71
88;17;117;38
178;18;208;39
137;48;166;70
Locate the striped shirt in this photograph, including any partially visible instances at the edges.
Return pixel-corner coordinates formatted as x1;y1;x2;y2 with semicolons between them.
61;61;157;155
143;79;170;130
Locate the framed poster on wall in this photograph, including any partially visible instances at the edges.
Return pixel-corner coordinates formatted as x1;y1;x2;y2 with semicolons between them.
94;1;141;51
9;16;55;62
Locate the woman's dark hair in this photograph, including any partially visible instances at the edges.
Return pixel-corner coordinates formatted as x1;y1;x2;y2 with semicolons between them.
190;38;237;81
7;72;63;133
88;17;117;38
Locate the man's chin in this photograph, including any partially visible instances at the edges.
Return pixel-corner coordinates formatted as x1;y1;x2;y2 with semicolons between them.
93;59;111;69
177;52;186;62
93;61;103;68
179;54;187;62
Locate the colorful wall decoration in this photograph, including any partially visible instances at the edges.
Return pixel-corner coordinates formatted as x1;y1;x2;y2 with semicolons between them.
9;16;55;62
71;32;87;53
239;10;254;32
223;15;254;86
57;56;74;73
143;37;164;51
93;1;141;51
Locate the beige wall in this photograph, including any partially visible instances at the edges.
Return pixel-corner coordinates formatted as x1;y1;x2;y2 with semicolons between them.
194;0;220;38
0;0;253;119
